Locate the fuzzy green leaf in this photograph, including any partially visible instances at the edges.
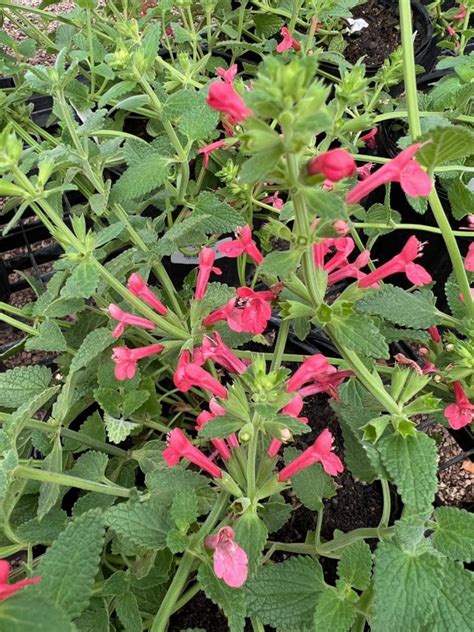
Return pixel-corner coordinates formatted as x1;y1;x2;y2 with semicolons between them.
0;593;76;632
197;416;243;439
37;509;106;619
234;510;268;576
71;451;109;483
284;447;336;511
110;153;169;203
303;188;348;221
314;589;357;632
260;496;292;534
337;540;372;590
25;321;67;353
356;285;439;329
193;191;245;234
259;250;301;279
106;498;172;550
155;215;208;256
246;556;325;630
198;563;246;632
417;125;474;170
16;508;68;545
104;414;139;444
61;260;100;299
0;365;52;408
446;178;474;220
378;432;438;514
170;488;199;530
333;315;389;359
432;506;474;562
115;592;142;632
70;329;113;373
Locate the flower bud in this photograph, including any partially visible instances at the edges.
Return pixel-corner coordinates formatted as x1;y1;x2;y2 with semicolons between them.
307;149;356;182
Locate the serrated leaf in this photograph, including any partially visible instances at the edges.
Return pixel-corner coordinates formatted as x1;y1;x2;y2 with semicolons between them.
115;592;142;632
446;178;474;220
170;488;199;530
314;588;357;632
71;451;108;482
260;495;292;534
337;540;372;590
37;509;106;619
155;215;208;256
61;260;100;299
123;390;150;417
356;285;439;329
417;125;474;171
104;414;139;444
75;598;109;632
110;153;169;203
163;90;219;140
63;411;106;454
0;593;76;632
16;508;68;545
38;435;62;520
106;498;172;550
25;321;67;352
234;509;267;576
284;447;336;511
302;188;348;221
259;249;301;279
0;365;52;408
197;416;243;439
146;467;209;503
246;556;325;630
432;506;474;563
238;146;282;185
166;528;189;553
72;493;115;517
333;314;389;359
193;191;245;234
378;432;438;514
198;563;246;632
254;13;284;37
70;328;113;373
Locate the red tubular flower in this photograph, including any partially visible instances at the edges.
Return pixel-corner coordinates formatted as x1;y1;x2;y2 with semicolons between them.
287;354;351;398
205;526;248;588
0;560;40;601
218;225;264;266
203;287;274;335
428;327;441;343
360;127;378;149
174;351;228;398
163;428;222;478
323;237;355;273
198;139;227;169
276;26;301;52
262;192;284;210
307;149;356;182
216;64;238;84
112;344;164;381
465;242;474;272
195;248;222;301
268;394;308;458
357;163;373;180
327;250;371;285
444;381;473;429
346;144;432;205
194;332;249;374
454;3;467;19
358;236;432;288
127;273;167;316
334;220;349;236
278;429;344;480
108;304;155;338
207;81;253;125
287;354;331;392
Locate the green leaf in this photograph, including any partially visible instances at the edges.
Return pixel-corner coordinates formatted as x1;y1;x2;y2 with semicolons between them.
106;497;172;550
234;509;268;576
0;593;76;632
37;509;106;619
104;414;139;444
197;416;243;439
163;90;219;140
313;589;357;632
98;80;136;108
37;434;63;520
333;314;389;359
417;125;474;171
16;508;67;545
193;191;245;234
238;146;282;185
284;447;336;511
337;540;372;590
198;563;246;632
146;467;209;505
260;495;292;533
246;556;325;630
170;488;199;530
432;506;474;562
122;390;150;417
115;592;142;632
25;321;67;352
61;260;100;299
0;365;52;408
110;153;169;203
75;598;109;632
259;250;301;279
70;329;113;373
254;13;284;37
303;188;348;221
71;451;109;483
378;431;438;514
63;411;106;454
373;540;473;632
446;178;474;220
356;285;439;329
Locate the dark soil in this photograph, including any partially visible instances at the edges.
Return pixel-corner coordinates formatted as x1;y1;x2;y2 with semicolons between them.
168;591;235;632
343;0;424;66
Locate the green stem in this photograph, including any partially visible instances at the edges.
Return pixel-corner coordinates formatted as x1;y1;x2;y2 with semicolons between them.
246;428;259;500
86;10;95;97
15;465;132;497
270;319;290;371
379;479;391;528
353;222;474;238
150;493;229;632
0;313;37;336
399;0;474;318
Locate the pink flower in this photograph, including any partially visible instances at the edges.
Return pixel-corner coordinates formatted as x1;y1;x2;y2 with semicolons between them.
108;304;155;338
453;3;467;19
357;163;373;180
196;406;231;462
0;561;40;601
127;273;167;316
358;236;432;288
428;326;441;343
207;81;253;125
287;354;351;399
262;192;284;210
276;26;301;53
112;344;164;381
203;287;273;335
346;144;432;205
217;225;263;266
165;26;174;37
163;428;222;478
278;429;344;480
195;248;222;301
205;526;248;588
334;220;349;236
174;350;228;398
464;242;474;272
327;250;371;285
268;394;308;458
194;331;249;374
460;215;474;230
198;139;227;169
216;64;238;84
307;149;356;182
444;381;473;429
360;128;378;149
447;25;457;37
